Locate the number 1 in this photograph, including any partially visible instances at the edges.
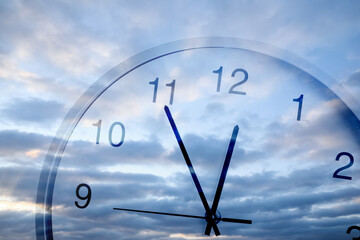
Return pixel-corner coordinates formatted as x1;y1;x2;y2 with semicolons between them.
293;94;304;121
92;119;102;144
213;66;223;92
166;79;176;105
149;78;159;103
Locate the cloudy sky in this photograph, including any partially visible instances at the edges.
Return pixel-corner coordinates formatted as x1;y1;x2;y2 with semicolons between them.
1;1;360;240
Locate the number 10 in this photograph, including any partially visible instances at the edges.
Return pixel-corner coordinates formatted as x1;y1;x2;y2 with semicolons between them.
92;120;125;147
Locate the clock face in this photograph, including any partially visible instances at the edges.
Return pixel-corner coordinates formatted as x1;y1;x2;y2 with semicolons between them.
36;38;360;240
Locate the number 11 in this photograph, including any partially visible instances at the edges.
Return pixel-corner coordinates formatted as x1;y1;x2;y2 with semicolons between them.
149;78;176;105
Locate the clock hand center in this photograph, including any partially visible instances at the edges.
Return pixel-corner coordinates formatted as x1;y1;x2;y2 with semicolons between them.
205;210;222;224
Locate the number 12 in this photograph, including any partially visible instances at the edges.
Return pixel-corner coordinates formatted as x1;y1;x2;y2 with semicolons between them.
213;66;248;95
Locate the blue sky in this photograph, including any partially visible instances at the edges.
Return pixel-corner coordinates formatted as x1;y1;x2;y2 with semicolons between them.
0;1;360;240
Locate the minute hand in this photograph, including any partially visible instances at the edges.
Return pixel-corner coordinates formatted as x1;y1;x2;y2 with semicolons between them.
164;105;220;236
205;125;239;235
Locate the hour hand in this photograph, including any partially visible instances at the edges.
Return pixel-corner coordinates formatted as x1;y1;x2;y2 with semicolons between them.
164;105;220;236
205;125;240;235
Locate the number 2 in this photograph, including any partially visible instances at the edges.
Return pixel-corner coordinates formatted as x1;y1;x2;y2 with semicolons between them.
228;68;248;95
333;152;354;180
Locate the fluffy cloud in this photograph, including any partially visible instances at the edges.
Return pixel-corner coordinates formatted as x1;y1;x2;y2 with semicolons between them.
1;1;360;240
2;98;65;124
0;130;50;158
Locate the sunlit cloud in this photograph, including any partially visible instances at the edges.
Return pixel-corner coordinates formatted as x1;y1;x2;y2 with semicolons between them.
0;198;34;212
25;149;42;159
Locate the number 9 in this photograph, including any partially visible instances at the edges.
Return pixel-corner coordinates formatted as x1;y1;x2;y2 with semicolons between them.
75;183;92;209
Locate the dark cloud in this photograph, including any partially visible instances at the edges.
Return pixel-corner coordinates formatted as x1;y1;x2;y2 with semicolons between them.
346;70;360;87
0;211;35;240
344;70;360;99
0;166;40;200
2;98;65;124
63;138;167;168
169;133;265;170
45;140;360;239
0;129;50;157
0;166;41;240
262;98;360;160
49;167;206;239
204;102;226;116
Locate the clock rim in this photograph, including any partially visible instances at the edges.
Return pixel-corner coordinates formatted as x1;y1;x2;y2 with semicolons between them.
35;37;360;240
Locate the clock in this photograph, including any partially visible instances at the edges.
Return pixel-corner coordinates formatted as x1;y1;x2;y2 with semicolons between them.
36;38;360;240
